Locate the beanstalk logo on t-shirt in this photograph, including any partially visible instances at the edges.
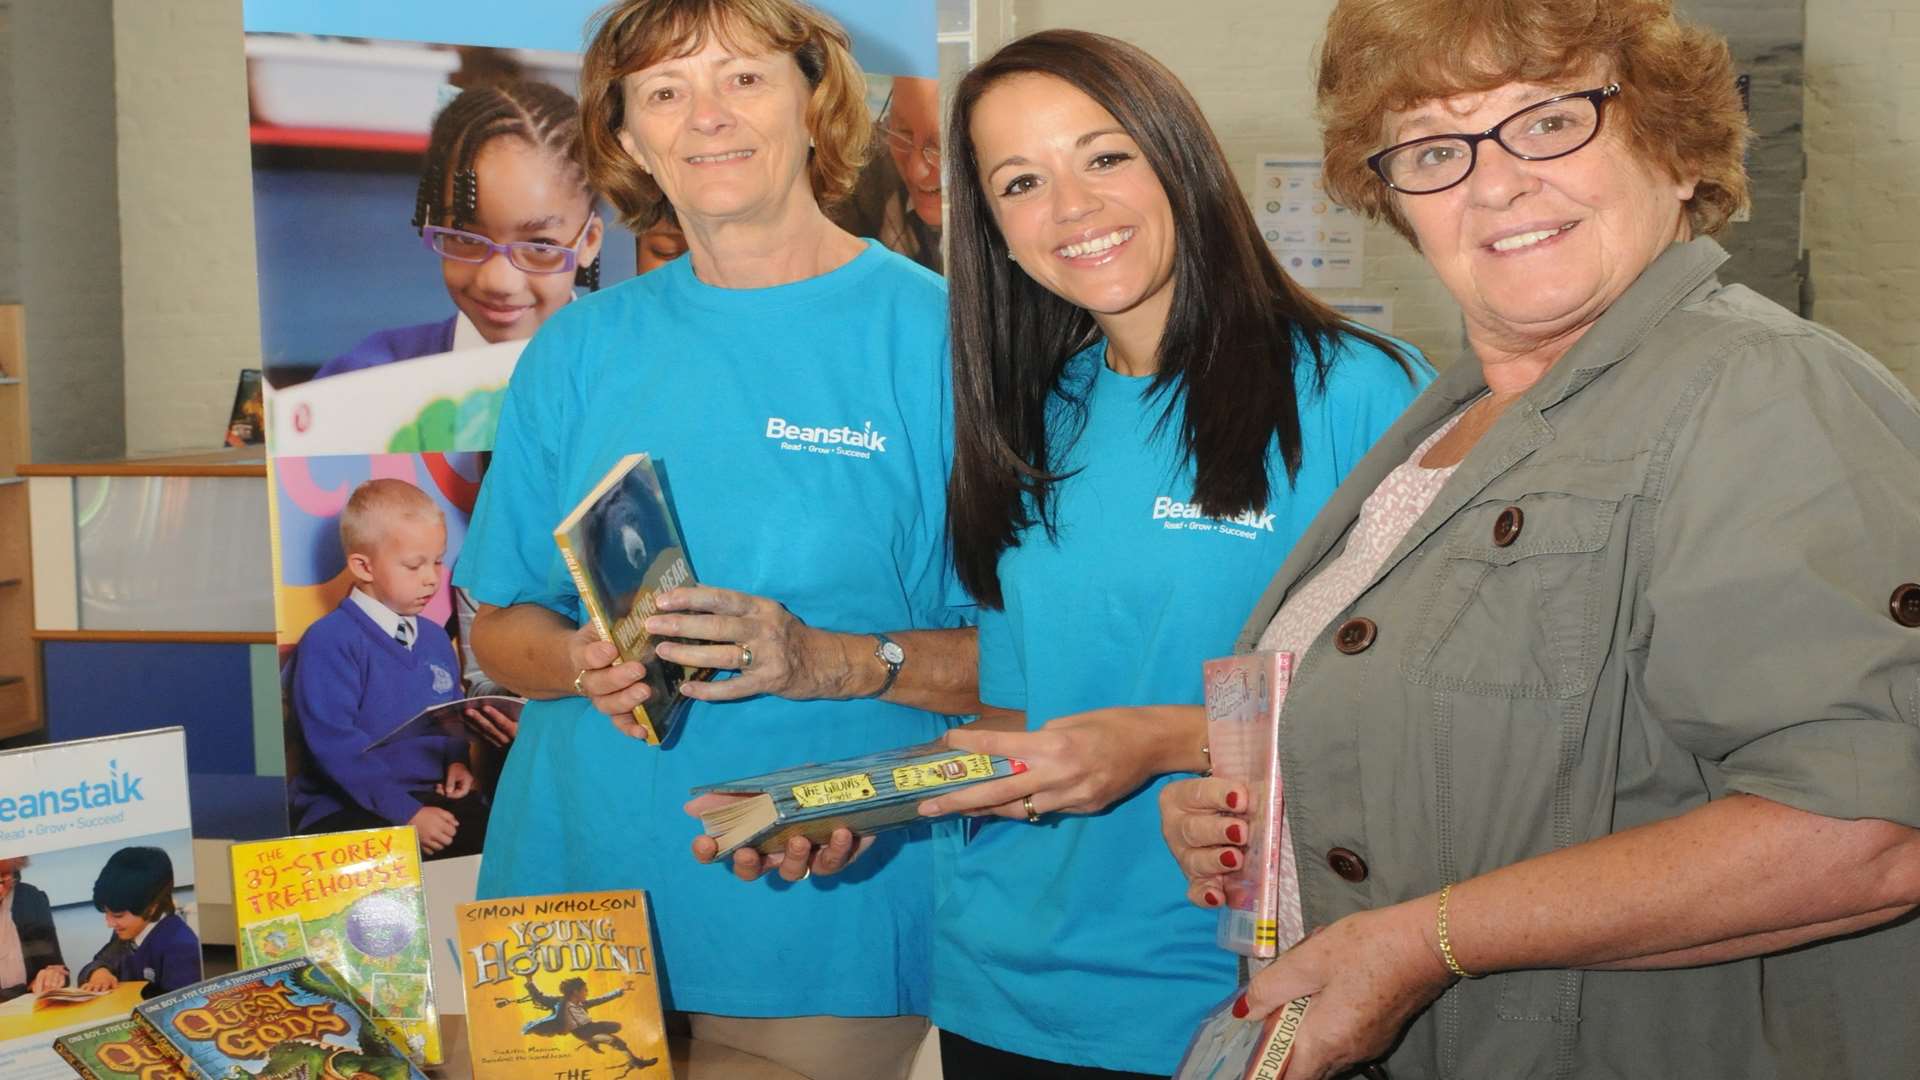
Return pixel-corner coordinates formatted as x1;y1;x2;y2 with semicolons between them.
764;417;891;460
1152;496;1276;539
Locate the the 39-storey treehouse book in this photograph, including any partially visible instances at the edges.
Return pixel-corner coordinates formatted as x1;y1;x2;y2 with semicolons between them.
132;957;428;1080
455;889;670;1079
554;452;714;746
228;827;439;1065
0;728;199;1080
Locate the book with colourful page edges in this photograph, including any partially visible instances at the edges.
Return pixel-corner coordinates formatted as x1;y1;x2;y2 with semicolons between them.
132;957;428;1080
52;1016;192;1079
1175;991;1312;1080
455;890;670;1079
228;828;439;1065
554;452;714;746
691;741;1028;856
1203;651;1298;957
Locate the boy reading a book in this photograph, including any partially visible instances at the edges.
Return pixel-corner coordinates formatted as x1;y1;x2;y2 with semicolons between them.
291;478;488;857
77;847;199;998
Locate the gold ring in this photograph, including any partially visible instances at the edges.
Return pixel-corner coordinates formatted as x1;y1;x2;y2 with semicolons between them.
1023;795;1040;823
739;644;754;669
573;669;589;696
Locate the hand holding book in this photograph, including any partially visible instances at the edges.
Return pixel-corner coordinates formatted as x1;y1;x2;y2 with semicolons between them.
1158;775;1250;909
686;792;874;883
1228;896;1454;1080
646;583;860;702
913;704;1208;820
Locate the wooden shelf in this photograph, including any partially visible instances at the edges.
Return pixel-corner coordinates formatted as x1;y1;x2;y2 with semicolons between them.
0;305;43;737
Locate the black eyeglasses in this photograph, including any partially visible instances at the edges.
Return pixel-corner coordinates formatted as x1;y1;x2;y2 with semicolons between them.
1367;84;1620;195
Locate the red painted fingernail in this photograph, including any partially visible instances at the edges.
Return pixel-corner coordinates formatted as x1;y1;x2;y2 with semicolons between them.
1231;995;1249;1020
1220;849;1239;869
1225;791;1240;810
1202;890;1221;907
1226;823;1245;844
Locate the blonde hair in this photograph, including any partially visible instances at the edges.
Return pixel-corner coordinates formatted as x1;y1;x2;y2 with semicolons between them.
1316;0;1750;242
339;479;442;558
578;0;872;230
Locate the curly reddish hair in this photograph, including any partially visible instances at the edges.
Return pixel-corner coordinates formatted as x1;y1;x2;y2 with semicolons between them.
578;0;871;231
1315;0;1749;243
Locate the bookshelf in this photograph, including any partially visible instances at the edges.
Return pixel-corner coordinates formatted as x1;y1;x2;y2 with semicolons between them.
0;305;42;737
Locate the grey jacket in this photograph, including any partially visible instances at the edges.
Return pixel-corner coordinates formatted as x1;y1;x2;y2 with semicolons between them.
1236;238;1920;1079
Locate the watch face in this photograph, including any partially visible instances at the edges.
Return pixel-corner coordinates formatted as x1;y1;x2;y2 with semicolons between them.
879;641;906;665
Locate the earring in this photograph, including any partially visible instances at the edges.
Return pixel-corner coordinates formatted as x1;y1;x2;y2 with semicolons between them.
1007;249;1018;263
809;135;816;149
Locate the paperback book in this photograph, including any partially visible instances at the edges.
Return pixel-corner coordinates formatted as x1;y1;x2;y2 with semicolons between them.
0;728;199;1080
1203;651;1297;957
455;890;669;1079
363;695;527;752
51;1017;191;1079
1175;992;1312;1080
554;452;713;746
692;741;1028;856
229;828;440;1065
132;958;428;1080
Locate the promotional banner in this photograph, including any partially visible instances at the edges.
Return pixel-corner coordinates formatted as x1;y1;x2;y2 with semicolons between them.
0;729;199;1080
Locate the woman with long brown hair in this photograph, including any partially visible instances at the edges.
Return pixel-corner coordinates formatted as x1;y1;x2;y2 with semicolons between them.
914;29;1426;1078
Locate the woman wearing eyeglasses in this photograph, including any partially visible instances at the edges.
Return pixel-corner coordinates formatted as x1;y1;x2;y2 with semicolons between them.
1157;1;1920;1077
313;79;604;379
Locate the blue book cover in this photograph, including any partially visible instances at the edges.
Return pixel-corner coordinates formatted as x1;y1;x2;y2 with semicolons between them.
133;957;428;1080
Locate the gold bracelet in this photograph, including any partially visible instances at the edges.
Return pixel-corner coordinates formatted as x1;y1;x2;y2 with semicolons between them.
1436;883;1477;979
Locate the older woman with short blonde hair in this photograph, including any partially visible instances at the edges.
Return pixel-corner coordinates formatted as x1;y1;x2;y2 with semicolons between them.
1160;1;1920;1077
458;2;977;1076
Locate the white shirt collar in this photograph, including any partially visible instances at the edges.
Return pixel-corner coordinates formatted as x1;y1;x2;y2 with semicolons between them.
348;588;416;647
131;915;158;949
450;311;488;353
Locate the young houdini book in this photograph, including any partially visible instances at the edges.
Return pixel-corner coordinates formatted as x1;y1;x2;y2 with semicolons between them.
52;1017;191;1079
692;741;1028;856
1175;991;1312;1080
455;890;669;1079
228;828;439;1065
133;957;428;1080
1204;651;1297;957
554;452;714;746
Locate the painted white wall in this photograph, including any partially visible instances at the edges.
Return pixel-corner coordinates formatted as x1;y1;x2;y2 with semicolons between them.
1804;0;1920;388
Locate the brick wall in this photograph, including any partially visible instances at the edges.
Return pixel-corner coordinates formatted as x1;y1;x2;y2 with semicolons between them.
0;5;20;306
1805;0;1920;390
112;0;260;454
10;0;124;461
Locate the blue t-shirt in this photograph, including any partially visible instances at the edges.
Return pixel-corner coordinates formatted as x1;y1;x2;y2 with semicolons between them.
454;241;968;1018
933;336;1427;1072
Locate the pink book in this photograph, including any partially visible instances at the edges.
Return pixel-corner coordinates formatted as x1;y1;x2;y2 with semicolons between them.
1203;650;1297;957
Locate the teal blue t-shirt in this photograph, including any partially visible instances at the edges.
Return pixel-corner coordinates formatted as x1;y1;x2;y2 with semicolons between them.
455;242;969;1017
932;336;1428;1072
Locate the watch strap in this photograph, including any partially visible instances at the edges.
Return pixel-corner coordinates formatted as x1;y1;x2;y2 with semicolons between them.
870;632;903;699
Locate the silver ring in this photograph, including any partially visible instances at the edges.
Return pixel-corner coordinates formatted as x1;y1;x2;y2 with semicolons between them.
573;669;589;696
739;644;754;669
1023;795;1040;824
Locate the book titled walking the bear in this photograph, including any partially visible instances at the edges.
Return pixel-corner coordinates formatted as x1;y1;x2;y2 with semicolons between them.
692;741;1029;856
1204;651;1296;958
227;828;439;1066
454;890;669;1079
132;957;428;1080
554;452;714;746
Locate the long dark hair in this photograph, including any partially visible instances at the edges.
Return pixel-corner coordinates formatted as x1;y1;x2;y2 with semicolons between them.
947;29;1414;608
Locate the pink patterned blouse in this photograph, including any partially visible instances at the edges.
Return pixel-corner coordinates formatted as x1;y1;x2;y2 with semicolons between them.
1253;411;1466;950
